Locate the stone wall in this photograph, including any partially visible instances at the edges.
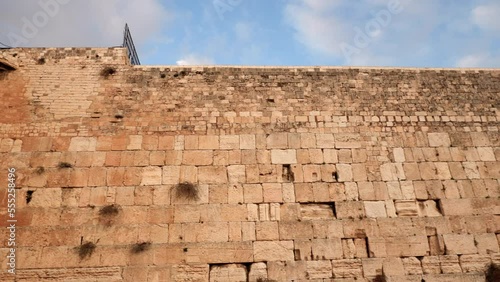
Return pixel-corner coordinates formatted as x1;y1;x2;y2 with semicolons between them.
0;47;499;281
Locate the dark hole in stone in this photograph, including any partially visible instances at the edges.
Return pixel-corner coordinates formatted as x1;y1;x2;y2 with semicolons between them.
294;249;301;260
37;58;45;65
183;248;188;252
26;190;34;204
332;171;339;182
114;114;124;119
435;200;443;214
266;98;275;103
330;203;337;218
364;237;371;258
282;164;294;182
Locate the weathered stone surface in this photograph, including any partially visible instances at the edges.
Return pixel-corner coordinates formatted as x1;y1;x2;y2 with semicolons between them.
209;264;247;282
271;149;297;164
253;241;294;261
1;48;499;281
442;234;477;255
428;133;451;147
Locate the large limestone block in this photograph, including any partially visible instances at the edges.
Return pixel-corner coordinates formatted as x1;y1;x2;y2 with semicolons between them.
209;264;246;282
279;221;313;239
198;166;228;184
334;133;361;149
382;257;405;276
172;264;209;282
199;136;219;149
266;133;288;149
253;241;294;261
336;201;365;219
364;201;387;218
443;234;477;255
362;258;384;277
402;257;423;275
428;133;451;147
380;163;406;181
182;150;213;165
459;254;491;274
393;148;406;162
418;200;442;217
316;133;335;148
394;200;419;217
385;236;429;257
439;255;462;274
331;259;363;278
240;134;256;150
141;166;162;186
220;135;239;149
227;165;246;183
474;233;500;254
68;137;97;151
271;149;297;164
248;262;268;282
305;260;333;279
336;164;353;182
421;256;441;274
311;238;343;260
162;166;180;185
440;199;473;216
126;135;142;150
185;242;254;264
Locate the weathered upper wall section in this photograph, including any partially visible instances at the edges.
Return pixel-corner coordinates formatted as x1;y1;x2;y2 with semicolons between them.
0;47;499;138
0;48;499;282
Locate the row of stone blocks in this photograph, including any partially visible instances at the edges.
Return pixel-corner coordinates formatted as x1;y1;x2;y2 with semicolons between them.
1;254;498;281
5;131;498;152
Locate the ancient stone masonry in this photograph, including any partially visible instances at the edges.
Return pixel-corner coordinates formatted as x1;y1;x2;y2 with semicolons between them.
0;47;499;281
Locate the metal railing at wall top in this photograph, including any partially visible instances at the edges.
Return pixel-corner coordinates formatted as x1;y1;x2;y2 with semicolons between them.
123;24;141;65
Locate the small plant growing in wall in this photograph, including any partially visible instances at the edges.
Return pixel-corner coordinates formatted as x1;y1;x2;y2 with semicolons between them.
372;274;386;282
57;162;73;169
98;204;121;226
131;242;152;254
100;66;116;79
34;166;45;175
174;182;199;201
486;263;500;282
77;241;97;260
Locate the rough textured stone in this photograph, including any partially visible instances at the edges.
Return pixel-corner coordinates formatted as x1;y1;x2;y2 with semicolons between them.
253;241;294;261
1;47;499;281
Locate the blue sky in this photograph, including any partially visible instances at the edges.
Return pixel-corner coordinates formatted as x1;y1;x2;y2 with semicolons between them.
1;0;499;67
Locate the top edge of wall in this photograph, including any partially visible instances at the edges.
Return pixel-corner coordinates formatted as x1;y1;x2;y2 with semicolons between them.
1;47;499;71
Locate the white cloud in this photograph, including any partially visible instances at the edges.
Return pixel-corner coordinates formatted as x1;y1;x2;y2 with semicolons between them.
176;54;214;65
472;2;500;31
283;0;486;66
456;53;500;68
0;0;172;48
284;1;344;57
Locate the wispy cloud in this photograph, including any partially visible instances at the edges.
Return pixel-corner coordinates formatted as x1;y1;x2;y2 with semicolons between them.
176;53;215;65
0;0;172;50
284;0;500;67
471;2;500;31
